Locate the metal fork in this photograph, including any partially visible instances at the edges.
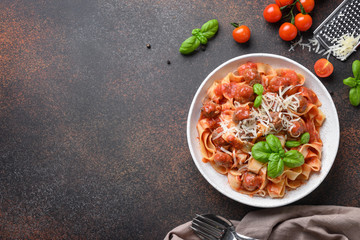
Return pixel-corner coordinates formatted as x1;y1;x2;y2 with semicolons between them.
191;214;258;240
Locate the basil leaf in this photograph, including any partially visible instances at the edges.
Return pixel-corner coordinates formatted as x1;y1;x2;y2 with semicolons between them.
192;29;208;44
300;132;310;144
200;19;219;39
196;33;208;44
251;141;272;163
285;141;301;148
266;134;282;153
253;95;262;108
283;150;304;168
278;149;285;158
179;36;200;54
267;153;284;178
343;77;357;88
349;86;360;106
352;60;360;80
192;29;201;36
253;84;264;95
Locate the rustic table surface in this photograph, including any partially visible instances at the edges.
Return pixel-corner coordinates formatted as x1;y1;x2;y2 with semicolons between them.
1;0;359;239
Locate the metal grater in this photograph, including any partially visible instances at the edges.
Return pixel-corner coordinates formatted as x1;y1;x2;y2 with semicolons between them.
313;0;360;60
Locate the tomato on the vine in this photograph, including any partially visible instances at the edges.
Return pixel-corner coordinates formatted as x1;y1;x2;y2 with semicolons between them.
294;13;312;31
314;59;333;78
296;0;315;13
232;25;251;43
275;0;294;7
279;22;297;41
263;4;282;23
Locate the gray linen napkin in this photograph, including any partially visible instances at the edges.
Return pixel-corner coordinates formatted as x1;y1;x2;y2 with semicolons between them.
164;205;360;240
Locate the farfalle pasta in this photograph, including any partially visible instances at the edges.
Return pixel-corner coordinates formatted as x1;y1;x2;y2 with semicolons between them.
197;62;325;198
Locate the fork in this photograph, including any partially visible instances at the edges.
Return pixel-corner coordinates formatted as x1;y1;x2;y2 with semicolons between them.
191;214;258;240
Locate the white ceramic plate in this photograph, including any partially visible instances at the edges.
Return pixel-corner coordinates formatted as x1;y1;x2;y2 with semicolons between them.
187;53;340;208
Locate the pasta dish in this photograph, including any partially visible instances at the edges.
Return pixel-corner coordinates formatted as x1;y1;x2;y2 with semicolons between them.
197;62;325;198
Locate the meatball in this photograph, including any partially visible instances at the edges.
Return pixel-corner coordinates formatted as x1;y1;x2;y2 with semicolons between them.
201;101;220;118
243;68;261;85
242;172;263;191
212;128;228;147
296;95;308;113
234;85;255;103
232;105;251;123
225;134;243;149
289;118;306;137
268;76;290;93
270;112;282;131
214;151;233;168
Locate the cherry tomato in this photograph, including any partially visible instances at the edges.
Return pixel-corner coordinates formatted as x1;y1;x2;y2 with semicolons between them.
295;13;312;31
275;0;294;7
263;4;282;23
296;0;315;13
279;22;297;41
314;59;334;77
232;25;251;43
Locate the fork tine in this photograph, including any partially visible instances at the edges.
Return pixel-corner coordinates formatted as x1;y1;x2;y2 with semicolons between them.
192;219;224;238
196;214;227;230
190;225;218;240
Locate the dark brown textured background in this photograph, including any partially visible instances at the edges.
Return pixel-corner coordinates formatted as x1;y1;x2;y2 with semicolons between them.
1;0;359;239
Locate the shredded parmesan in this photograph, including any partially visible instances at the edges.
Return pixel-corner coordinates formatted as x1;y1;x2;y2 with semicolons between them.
289;32;360;61
220;147;232;155
216;85;302;141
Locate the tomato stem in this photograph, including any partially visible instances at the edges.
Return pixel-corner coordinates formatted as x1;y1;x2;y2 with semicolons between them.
230;22;239;28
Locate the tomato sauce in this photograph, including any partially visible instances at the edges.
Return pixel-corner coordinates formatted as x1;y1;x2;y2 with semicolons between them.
299;87;319;104
268;69;301;92
237;62;257;75
215;82;254;103
233;105;251;122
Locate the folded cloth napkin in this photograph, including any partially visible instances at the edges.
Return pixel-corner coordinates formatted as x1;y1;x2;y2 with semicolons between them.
164;205;360;240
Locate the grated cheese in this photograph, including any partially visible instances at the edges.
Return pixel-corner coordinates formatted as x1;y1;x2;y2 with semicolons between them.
289;32;360;61
216;86;302;142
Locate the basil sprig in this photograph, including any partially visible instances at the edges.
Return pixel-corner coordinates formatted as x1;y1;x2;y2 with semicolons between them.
251;134;305;178
343;60;360;106
179;19;219;54
285;132;310;148
253;83;264;108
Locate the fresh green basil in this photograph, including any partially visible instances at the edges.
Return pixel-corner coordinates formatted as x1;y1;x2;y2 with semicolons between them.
253;84;264;108
251;134;305;178
352;60;360;80
179;19;218;54
192;29;201;35
200;19;219;39
252;141;272;163
349;85;360;106
253;84;264;95
343;60;360;106
285;141;301;148
267;153;284;178
300;132;310;144
192;29;207;44
266;134;282;153
343;77;357;88
283;150;304;168
179;36;200;54
278;149;285;158
253;95;262;108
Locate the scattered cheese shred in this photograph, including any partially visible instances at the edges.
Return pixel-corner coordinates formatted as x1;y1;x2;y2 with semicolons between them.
289;32;360;61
